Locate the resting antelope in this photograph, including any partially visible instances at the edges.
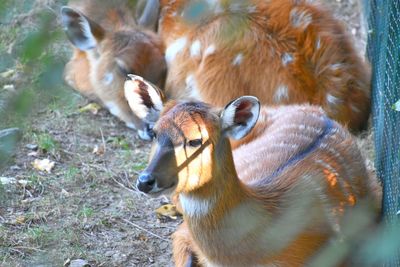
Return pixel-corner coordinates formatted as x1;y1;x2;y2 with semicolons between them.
60;0;165;140
127;0;370;135
125;77;380;266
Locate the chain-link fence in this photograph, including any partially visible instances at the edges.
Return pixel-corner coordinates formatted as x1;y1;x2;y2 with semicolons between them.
363;0;400;266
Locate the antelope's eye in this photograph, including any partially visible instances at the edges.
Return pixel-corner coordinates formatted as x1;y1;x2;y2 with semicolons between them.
187;139;202;147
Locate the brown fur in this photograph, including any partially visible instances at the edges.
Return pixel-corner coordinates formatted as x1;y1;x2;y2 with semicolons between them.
147;102;380;266
159;0;370;133
63;0;166;130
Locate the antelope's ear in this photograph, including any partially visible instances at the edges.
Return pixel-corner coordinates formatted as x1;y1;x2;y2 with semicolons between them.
60;6;105;51
220;96;260;140
124;74;165;124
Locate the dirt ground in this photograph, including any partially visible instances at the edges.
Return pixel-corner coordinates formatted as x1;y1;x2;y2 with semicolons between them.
0;1;373;266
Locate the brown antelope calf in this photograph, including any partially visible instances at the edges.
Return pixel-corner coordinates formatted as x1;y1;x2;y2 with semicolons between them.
125;77;380;266
61;0;165;140
129;0;370;134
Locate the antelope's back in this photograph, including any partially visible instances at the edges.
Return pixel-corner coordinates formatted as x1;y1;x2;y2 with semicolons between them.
234;104;374;207
159;0;370;132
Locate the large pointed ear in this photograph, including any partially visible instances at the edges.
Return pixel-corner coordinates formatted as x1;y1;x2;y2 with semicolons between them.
60;6;105;51
220;96;260;140
124;74;165;124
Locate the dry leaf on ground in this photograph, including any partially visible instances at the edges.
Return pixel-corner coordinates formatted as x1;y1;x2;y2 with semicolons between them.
78;103;102;115
155;204;180;220
32;158;55;173
92;144;105;155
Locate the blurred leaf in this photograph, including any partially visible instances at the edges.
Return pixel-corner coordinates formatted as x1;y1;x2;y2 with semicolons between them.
92;144;105;155
32;158;55;173
20;14;58;62
0;128;22;169
155;204;180;220
393;100;400;111
182;1;211;23
0;0;12;23
79;103;102;115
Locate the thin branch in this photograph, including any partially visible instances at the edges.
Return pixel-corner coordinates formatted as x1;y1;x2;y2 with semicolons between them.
110;176;139;195
12;246;45;252
99;128;107;155
120;218;169;242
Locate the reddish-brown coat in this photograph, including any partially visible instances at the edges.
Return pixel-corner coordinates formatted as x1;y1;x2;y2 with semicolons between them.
162;104;380;266
159;0;370;132
63;0;166;131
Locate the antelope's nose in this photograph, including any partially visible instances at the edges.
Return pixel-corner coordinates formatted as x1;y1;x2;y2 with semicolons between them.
137;172;155;193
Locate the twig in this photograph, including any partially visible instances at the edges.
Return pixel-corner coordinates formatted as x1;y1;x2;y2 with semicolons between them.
100;127;107;155
121;218;169;242
12;246;45;252
111;176;138;195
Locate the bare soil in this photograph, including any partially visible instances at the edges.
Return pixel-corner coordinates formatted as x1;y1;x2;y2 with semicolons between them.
0;1;373;266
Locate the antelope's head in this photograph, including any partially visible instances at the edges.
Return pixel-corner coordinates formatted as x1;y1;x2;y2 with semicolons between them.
124;76;260;195
60;0;166;102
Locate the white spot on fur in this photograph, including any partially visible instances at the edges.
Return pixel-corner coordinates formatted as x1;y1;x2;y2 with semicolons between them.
232;53;243;66
316;37;321;50
103;72;114;85
273;85;289;103
185;74;201;100
282;53;294;66
180;193;215;218
204;44;216;58
165;37;187;65
326;94;343;105
330;63;343;71
290;8;312;29
190;40;202;58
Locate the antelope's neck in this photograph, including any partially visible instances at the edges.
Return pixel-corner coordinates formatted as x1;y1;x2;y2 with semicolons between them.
178;160;270;265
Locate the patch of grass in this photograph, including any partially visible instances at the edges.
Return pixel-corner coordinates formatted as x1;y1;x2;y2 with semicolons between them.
131;161;146;172
65;166;80;181
25;226;52;247
78;206;94;219
33;132;58;154
107;136;130;150
28;173;42;185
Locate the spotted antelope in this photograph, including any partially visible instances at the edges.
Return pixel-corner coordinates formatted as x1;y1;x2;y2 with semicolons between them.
125;76;381;267
127;0;371;135
61;0;166;140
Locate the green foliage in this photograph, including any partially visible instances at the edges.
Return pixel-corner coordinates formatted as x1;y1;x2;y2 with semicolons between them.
33;132;58;154
107;136;131;150
131;161;147;172
65;166;80;181
78;205;95;219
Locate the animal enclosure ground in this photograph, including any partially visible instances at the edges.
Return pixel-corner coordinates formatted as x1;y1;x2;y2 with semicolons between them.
0;1;373;266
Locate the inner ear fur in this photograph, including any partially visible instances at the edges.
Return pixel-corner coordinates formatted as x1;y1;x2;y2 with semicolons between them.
124;75;165;122
220;96;260;140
